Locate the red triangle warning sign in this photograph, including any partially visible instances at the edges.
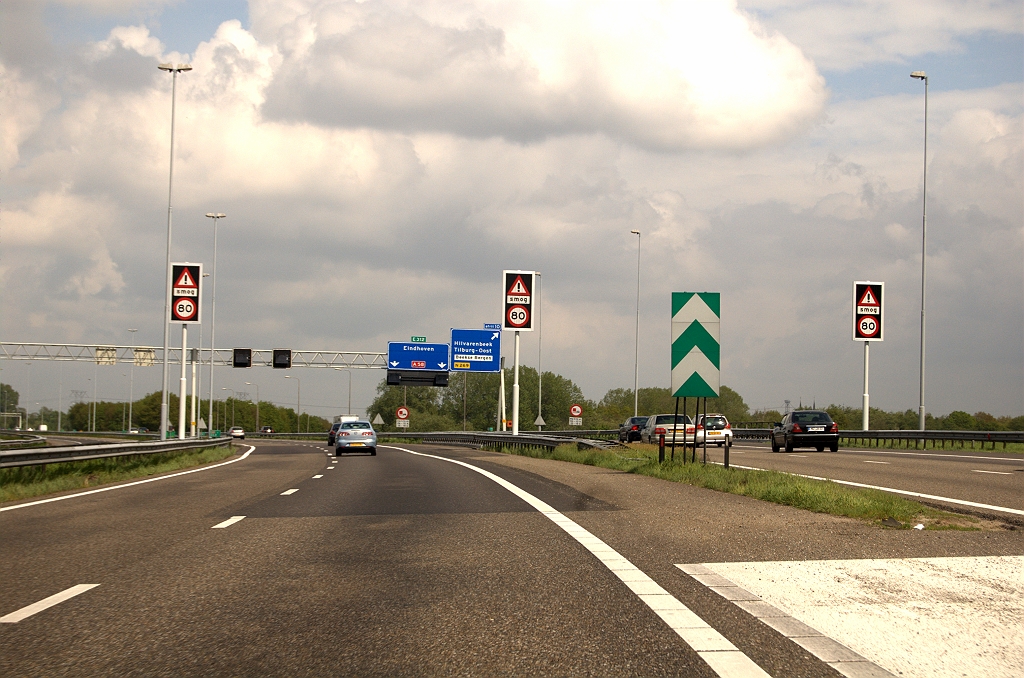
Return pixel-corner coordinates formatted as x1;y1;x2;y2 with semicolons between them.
507;275;530;297
174;268;197;288
858;287;879;307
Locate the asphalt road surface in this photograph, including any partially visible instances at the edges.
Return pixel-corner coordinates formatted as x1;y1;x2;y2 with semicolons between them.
2;440;1021;677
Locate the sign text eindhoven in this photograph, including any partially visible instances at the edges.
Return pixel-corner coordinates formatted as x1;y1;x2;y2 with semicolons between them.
853;281;884;341
503;270;535;331
170;263;202;324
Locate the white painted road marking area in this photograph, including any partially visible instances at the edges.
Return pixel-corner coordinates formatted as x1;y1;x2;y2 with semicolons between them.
280;489;299;495
863;460;889;464
1;584;100;623
0;446;256;514
212;516;246;529
388;446;770;678
313;475;324;478
697;556;1024;678
972;469;1011;475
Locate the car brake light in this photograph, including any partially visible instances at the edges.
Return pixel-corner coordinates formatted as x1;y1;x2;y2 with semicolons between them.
362;431;373;436
792;423;803;433
725;423;731;429
829;423;838;433
340;432;350;436
631;425;639;431
654;427;666;435
697;424;704;430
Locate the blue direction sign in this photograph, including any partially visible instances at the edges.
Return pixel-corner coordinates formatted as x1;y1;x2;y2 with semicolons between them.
450;329;501;372
388;342;449;370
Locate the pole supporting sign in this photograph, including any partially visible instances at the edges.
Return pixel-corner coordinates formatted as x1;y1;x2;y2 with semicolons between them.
853;281;884;341
671;292;720;397
170;263;202;324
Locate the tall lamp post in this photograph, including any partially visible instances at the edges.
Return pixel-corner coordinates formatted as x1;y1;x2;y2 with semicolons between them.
245;381;260;431
127;328;137;432
332;369;352;415
221;387;235;428
158;62;192;441
205;212;226;440
630;230;641;416
911;71;928;431
285;375;301;433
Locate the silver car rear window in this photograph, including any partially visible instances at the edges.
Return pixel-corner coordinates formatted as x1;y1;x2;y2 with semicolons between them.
341;422;371;429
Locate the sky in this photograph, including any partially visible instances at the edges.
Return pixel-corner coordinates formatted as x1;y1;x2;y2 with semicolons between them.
1;0;1022;424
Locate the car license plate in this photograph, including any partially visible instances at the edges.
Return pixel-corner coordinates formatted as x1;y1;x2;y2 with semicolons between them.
708;431;721;435
809;426;825;432
350;442;364;447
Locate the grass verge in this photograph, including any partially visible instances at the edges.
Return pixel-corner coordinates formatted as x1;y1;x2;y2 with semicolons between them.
0;445;236;503
495;443;986;530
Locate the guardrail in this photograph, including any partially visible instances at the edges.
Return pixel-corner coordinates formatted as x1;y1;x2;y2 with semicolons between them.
0;437;233;469
0;433;47;449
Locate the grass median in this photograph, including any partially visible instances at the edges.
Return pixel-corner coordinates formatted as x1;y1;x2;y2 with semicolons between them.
0;445;237;504
495;443;988;530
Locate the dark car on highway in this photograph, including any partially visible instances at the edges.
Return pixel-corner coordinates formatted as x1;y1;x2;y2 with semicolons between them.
618;416;649;442
327;422;342;445
771;410;839;452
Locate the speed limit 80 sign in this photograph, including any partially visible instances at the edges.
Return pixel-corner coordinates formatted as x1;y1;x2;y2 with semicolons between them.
853;281;883;341
170;263;203;324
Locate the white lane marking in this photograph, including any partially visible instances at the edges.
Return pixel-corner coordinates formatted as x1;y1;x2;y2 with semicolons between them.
212;516;246;529
281;489;299;495
789;455;807;458
0;446;257;514
313;475;324;479
864;460;890;464
327;467;335;470
734;443;1020;464
971;469;1011;475
385;445;770;678
717;462;1024;516
1;584;100;623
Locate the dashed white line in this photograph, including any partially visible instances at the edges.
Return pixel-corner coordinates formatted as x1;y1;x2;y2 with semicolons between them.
212;516;246;529
313;474;324;478
387;445;770;678
327;466;335;469
1;584;100;623
971;469;1011;475
0;446;257;514
281;489;299;495
864;460;890;465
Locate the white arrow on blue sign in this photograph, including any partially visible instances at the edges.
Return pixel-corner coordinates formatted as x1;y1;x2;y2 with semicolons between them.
387;342;449;370
450;328;501;372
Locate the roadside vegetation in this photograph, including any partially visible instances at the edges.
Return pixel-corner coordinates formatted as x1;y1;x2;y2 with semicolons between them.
495;442;987;530
0;445;236;504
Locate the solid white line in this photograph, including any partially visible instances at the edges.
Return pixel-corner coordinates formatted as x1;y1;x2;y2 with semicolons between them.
734;443;1020;463
971;469;1011;475
0;446;257;514
281;489;299;495
864;461;890;465
384;445;770;678
313;475;324;478
0;584;100;623
212;516;246;529
719;462;1024;516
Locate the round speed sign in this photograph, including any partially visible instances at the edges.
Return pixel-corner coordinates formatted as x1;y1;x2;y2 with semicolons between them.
857;315;879;338
173;298;197;321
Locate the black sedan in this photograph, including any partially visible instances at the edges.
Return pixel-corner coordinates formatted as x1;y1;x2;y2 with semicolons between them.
771;410;839;452
618;416;649;442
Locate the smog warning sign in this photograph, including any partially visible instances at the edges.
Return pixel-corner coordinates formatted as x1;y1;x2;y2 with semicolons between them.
853;281;883;341
170;263;202;324
502;270;535;331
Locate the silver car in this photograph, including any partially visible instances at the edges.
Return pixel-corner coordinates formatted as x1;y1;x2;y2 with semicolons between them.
334;420;377;456
640;414;694;445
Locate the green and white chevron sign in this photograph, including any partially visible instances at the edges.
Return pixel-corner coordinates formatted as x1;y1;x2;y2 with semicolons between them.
671;292;720;397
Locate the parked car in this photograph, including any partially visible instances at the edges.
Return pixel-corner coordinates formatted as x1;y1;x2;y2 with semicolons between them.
228;426;246;440
260;426;274;434
696;413;733;447
771;410;839;452
640;414;694;445
618;416;649;442
327;422;343;445
335;420;377;456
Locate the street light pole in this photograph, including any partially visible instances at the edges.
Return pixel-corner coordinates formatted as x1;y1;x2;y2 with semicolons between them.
127;329;137;432
285;375;301;433
205;213;225;440
221;387;235;427
245;381;259;431
630;230;641;417
333;369;352;415
911;71;928;431
158;62;192;441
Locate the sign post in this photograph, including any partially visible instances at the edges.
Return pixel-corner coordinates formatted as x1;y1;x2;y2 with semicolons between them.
396;406;410;428
853;281;884;430
171;263;202;439
503;271;535;435
569;403;582;427
672;293;720;465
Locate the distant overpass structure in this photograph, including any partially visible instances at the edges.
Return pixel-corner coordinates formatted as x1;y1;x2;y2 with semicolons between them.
0;342;387;369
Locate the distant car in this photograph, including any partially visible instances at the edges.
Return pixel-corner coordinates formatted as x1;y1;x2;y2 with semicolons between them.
228;426;246;440
696;413;733;448
128;427;140;434
771;410;839;453
327;422;342;445
640;414;694;445
260;426;274;434
334;420;377;456
618;416;649;442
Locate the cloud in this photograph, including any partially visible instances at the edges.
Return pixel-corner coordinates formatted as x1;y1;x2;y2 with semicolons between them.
254;0;828;150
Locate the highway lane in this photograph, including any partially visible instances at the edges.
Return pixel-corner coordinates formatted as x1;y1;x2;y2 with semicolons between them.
2;440;1022;676
688;442;1024;516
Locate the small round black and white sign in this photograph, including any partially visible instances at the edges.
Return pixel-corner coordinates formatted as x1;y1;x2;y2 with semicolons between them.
857;315;879;338
173;298;197;321
506;305;529;328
